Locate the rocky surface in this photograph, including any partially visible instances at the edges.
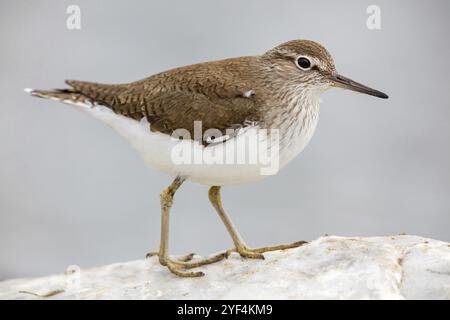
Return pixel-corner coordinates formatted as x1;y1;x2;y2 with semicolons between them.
1;235;449;299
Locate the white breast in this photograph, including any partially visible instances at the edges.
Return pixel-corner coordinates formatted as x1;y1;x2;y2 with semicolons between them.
278;99;320;168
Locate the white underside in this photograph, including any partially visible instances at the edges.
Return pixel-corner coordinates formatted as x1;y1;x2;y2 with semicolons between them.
63;101;318;186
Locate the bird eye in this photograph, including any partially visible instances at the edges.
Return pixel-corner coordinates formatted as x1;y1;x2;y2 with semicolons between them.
296;57;311;70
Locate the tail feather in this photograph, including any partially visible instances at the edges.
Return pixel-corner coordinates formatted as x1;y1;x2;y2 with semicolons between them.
24;87;94;108
25;80;123;108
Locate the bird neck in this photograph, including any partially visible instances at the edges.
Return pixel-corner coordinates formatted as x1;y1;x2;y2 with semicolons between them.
258;83;321;169
263;82;322;130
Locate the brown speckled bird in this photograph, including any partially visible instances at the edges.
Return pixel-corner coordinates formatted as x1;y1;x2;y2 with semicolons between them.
26;40;388;277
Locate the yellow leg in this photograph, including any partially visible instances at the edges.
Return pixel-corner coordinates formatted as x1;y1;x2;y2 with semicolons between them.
151;177;226;277
208;186;307;259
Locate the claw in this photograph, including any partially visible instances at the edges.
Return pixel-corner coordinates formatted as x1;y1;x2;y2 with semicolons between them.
178;253;196;262
146;251;158;259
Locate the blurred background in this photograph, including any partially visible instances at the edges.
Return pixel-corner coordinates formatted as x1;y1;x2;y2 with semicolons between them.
1;0;449;280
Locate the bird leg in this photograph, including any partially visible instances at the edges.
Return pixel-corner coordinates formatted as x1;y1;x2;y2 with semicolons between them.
208;186;307;259
151;176;227;277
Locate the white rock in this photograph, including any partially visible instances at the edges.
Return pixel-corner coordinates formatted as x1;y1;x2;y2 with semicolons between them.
1;235;449;300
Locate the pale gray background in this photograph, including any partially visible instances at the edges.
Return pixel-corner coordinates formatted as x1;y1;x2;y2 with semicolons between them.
1;0;449;280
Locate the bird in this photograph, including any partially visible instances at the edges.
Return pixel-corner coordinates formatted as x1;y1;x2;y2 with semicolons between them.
26;39;388;277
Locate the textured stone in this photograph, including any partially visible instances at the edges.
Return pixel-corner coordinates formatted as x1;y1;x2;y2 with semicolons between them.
1;235;449;300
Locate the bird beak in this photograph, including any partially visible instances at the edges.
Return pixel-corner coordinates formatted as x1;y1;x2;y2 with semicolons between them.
329;74;388;99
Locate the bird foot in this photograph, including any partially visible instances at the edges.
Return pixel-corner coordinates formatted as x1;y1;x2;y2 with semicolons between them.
146;251;227;277
145;240;307;277
226;247;265;259
227;240;307;259
146;251;196;262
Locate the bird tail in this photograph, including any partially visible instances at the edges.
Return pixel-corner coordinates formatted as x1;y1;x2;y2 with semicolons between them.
24;86;94;108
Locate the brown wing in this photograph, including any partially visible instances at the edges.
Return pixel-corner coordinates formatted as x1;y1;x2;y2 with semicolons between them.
65;77;261;144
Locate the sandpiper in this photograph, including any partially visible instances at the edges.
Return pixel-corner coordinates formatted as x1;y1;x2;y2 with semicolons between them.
26;40;388;277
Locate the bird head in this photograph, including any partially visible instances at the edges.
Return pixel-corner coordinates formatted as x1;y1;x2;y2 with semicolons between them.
262;40;388;99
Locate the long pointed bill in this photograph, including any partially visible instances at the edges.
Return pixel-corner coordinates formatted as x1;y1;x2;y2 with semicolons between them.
330;74;388;99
